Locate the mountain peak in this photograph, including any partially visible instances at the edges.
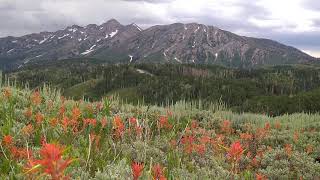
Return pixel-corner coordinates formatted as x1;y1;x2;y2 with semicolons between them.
129;23;143;31
102;19;121;26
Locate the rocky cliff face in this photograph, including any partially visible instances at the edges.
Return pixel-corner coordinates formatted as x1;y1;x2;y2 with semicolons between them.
0;19;316;69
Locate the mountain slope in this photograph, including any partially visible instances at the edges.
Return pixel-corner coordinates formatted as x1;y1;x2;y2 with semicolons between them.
0;19;317;69
93;23;315;68
0;19;141;69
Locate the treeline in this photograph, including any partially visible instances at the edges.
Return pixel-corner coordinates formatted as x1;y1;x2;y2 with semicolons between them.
7;59;320;115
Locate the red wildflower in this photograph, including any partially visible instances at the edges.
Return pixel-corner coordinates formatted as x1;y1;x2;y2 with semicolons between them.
113;116;125;138
60;96;65;103
25;143;74;180
96;102;103;112
86;104;94;114
152;164;166;180
24;107;33;119
129;117;137;126
251;157;259;168
255;128;267;140
191;120;198;129
101;117;107;128
131;162;144;180
84;118;97;127
181;135;195;145
2;135;13;147
62;116;70;132
285;144;292;157
199;135;211;144
135;126;143;136
40;136;47;145
274;121;281;130
195;144;206;155
293;131;299;143
50;118;58;127
159;116;172;130
256;173;267;180
169;139;177;149
11;146;32;160
221;120;232;134
31;91;42;105
35;112;44;124
71;107;81;120
47;100;54;110
305;144;313;154
3;87;12;99
227;141;244;162
22;124;34;136
264;122;271;131
59;105;66;116
184;144;193;154
90;133;101;148
240;133;253;141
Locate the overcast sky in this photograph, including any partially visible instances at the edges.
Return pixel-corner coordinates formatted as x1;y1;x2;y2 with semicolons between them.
0;0;319;57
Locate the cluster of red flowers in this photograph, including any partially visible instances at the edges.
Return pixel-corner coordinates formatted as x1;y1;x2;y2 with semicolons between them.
158;116;172;130
152;164;167;180
131;162;144;180
113;115;125;138
31;91;42;106
221;120;233;134
227;141;244;162
25;143;74;180
2;135;32;160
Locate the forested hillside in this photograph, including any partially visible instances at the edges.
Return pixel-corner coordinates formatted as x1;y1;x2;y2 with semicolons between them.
6;59;320;115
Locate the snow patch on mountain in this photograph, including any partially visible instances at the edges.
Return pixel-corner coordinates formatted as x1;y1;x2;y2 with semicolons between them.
194;26;200;33
81;45;96;55
174;57;182;63
68;28;78;33
106;30;118;38
129;55;133;62
58;34;69;40
39;37;49;44
7;49;14;53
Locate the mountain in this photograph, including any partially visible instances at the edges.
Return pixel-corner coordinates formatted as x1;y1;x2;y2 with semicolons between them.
0;19;317;70
93;23;316;67
0;19;141;70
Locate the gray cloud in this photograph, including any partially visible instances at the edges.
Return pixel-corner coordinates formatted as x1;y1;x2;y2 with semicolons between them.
303;0;320;11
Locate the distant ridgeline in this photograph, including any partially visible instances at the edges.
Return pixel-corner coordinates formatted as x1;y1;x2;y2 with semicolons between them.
6;59;320;115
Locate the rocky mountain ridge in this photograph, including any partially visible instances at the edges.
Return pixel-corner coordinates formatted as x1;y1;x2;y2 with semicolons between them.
0;19;316;69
